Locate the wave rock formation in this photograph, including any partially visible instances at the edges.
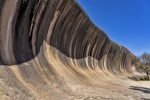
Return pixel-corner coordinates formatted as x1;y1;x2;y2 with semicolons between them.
0;0;144;100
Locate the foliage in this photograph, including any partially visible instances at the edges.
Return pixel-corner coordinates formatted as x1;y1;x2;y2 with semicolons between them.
138;52;150;66
137;52;150;81
140;76;150;81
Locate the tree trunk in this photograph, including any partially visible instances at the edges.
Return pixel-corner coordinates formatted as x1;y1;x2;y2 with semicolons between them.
147;71;149;81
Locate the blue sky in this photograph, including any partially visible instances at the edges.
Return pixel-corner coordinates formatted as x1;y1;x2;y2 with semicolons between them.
77;0;150;56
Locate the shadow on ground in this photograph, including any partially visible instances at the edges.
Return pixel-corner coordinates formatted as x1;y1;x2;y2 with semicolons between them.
129;86;150;94
141;98;150;100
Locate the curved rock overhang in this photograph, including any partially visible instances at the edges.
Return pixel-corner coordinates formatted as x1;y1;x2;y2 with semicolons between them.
0;0;139;99
0;0;136;70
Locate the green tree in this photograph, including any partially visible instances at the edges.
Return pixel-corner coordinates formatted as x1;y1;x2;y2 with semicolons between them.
138;52;150;81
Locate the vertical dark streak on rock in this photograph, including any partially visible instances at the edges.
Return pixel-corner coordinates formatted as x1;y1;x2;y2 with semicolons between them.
0;0;137;71
13;0;35;63
0;0;5;64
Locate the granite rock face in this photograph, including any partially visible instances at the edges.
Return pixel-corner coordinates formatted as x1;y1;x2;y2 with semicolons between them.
0;0;138;99
0;0;135;70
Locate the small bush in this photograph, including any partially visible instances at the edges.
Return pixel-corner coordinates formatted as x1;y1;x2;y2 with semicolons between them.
140;76;149;81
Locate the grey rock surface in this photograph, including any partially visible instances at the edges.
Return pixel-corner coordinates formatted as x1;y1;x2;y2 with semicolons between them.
0;0;149;100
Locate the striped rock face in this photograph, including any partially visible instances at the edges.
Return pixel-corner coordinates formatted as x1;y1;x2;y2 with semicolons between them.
1;0;147;100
